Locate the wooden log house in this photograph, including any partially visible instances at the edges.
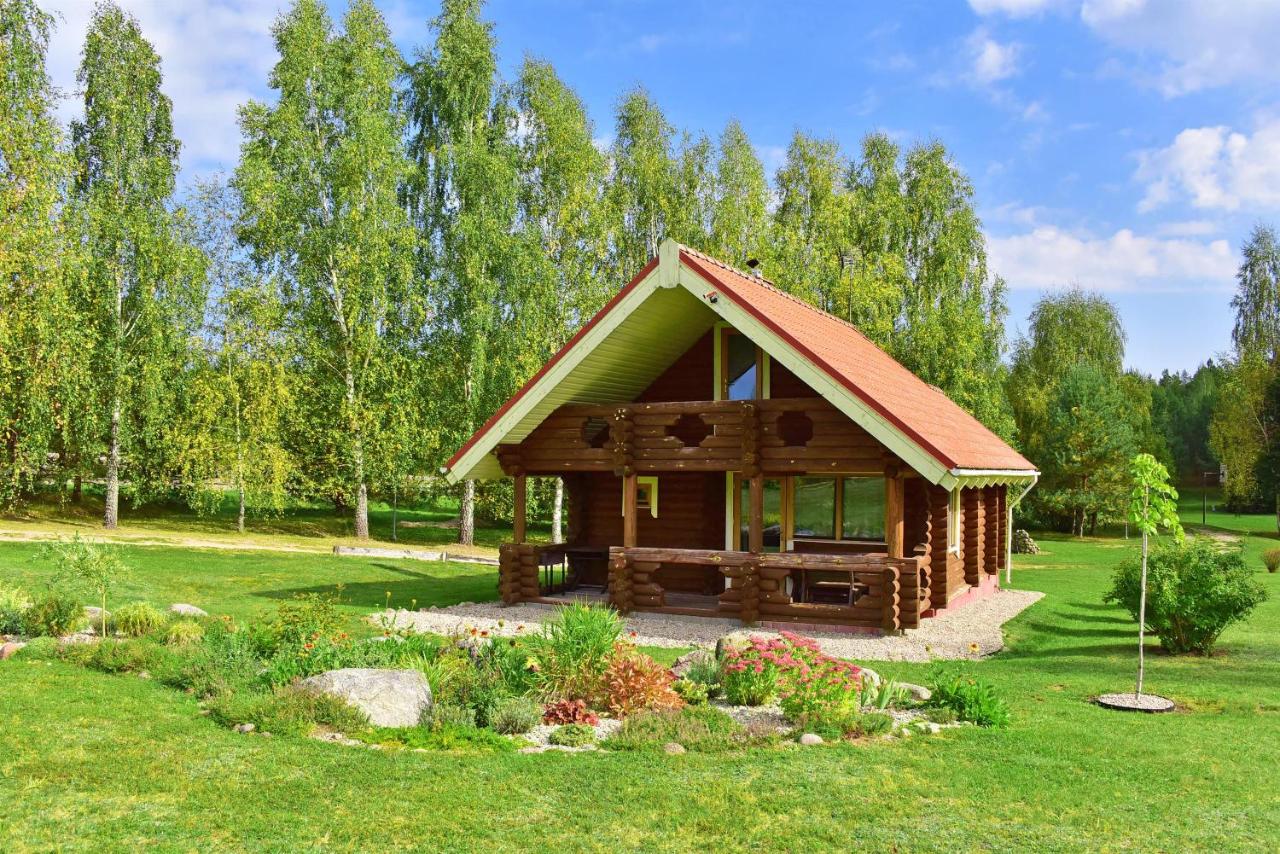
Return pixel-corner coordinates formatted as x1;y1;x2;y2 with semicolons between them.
445;241;1039;634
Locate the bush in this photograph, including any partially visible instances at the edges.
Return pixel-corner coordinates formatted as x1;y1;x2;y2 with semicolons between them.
164;619;262;699
166;619;205;646
548;723;596;747
605;705;777;753
0;586;30;635
367;722;516;752
602;649;683;717
64;638;176;675
209;685;368;738
113;602;167;638
489;696;541;735
859;712;893;737
925;706;959;725
720;632;865;718
1105;539;1268;655
681;652;721;697
267;591;345;652
524;602;622;702
421;704;478;730
22;594;86;637
672;678;709;705
720;643;779;706
927;665;1011;728
1263;548;1280;574
542;698;599;725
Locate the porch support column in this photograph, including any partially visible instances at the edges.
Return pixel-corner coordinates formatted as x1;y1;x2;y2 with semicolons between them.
885;464;905;559
622;471;638;548
513;473;527;544
748;474;764;553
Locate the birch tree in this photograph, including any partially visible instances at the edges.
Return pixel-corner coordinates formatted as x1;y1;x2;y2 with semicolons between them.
70;2;201;528
236;0;416;539
709;120;770;266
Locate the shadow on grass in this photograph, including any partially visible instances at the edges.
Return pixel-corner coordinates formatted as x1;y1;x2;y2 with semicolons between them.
254;572;500;612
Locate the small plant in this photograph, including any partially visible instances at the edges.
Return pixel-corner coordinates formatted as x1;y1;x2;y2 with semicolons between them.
64;638;175;676
542;698;599;726
548;723;596;747
860;678;906;711
672;678;709;705
368;723;516;752
209;685;369;738
165;619;205;646
720;641;780;706
422;704;478;730
681;652;722;697
927;665;1011;728
1264;548;1280;574
605;705;777;753
22;594;86;637
112;602;167;637
489;696;542;735
268;591;344;651
524;602;623;703
602;649;683;717
858;712;893;737
40;534;129;640
1105;538;1268;655
0;586;31;635
925;706;959;725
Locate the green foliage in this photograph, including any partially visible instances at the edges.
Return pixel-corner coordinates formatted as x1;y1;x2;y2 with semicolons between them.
368;722;516;752
1128;453;1182;540
0;586;31;634
1230;224;1280;363
1106;539;1268;654
672;678;709;705
1209;355;1272;509
681;652;722;697
524;602;622;703
208;685;369;738
927;665;1011;728
165;619;205;646
62;637;175;676
161;617;262;699
40;535;129;633
604;705;777;753
860;678;907;712
547;723;596;747
267;591;344;652
1263;548;1280;573
421;703;478;730
924;706;959;725
1151;362;1222;482
488;696;541;735
858;712;893;737
22;594;86;637
112;602;167;638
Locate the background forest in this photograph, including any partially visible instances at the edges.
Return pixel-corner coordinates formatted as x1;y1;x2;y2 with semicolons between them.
3;0;1279;543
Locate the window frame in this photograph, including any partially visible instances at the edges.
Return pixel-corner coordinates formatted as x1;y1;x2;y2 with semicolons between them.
715;326;768;401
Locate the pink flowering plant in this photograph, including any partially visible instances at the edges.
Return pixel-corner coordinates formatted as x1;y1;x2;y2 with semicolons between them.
720;632;864;719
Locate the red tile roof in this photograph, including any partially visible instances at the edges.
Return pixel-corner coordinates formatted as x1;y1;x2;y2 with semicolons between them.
678;246;1034;472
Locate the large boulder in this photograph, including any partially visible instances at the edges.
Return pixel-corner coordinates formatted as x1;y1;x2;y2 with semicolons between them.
169;603;208;618
300;668;431;728
670;649;715;678
1012;529;1039;555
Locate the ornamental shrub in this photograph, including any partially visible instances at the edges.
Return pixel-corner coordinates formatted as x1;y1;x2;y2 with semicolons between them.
0;586;30;635
1105;539;1268;654
604;705;778;753
165;619;205;646
422;704;478;730
112;602;167;638
720;632;864;719
489;696;542;735
524;603;622;703
542;698;599;725
672;678;709;705
927;665;1011;728
1264;548;1280;574
22;594;86;637
547;723;596;747
602;649;683;717
209;685;369;738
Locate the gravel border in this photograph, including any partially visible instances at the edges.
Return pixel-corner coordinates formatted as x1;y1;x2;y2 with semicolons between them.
376;588;1044;662
1096;692;1176;713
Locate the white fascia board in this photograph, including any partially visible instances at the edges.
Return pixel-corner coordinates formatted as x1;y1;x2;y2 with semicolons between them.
445;265;663;484
678;261;953;485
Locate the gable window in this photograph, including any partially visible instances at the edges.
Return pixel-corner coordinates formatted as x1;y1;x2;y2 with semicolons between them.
720;328;763;400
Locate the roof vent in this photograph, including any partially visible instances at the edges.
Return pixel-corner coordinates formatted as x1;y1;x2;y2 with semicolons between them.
746;258;763;278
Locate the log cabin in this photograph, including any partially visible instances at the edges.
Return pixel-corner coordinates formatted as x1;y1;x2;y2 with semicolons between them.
444;240;1039;634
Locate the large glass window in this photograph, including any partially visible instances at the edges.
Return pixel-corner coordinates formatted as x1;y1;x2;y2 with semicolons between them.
841;477;885;541
793;477;836;538
723;331;758;400
738;477;783;551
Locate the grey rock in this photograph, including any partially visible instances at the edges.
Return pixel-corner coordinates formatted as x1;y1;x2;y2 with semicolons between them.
900;682;932;702
714;630;760;659
300;668;432;728
83;606;111;630
670;649;715;678
859;667;882;688
169;603;208;618
663;742;686;755
234;723;256;733
1012;529;1039;555
799;732;824;746
0;641;26;660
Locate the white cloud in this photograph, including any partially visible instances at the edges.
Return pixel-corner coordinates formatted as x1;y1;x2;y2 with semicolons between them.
969;0;1064;17
1154;219;1220;238
1136;117;1280;212
988;225;1236;292
45;1;279;177
1080;0;1280;96
967;28;1022;84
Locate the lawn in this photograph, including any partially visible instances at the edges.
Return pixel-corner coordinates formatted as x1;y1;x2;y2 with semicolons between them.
1;521;1278;851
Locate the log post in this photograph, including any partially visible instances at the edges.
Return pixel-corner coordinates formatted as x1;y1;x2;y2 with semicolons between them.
740;556;760;625
512;473;527;545
498;544;522;605
885;465;905;559
622;471;638;548
748;473;764;554
983;487;1000;576
608;547;633;614
882;564;901;634
963;488;983;586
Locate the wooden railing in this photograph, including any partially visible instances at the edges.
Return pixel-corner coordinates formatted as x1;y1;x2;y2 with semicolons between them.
495;397;890;476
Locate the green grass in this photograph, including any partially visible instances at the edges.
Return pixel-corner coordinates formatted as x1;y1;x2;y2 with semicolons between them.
2;523;1279;850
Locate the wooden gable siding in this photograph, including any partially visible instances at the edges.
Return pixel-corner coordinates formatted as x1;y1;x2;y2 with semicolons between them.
635;330;715;402
566;472;724;552
769;360;819;398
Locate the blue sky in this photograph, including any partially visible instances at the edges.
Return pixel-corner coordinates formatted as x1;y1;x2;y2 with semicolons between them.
42;0;1280;375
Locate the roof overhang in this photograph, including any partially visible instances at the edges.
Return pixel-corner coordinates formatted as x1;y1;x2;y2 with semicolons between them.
445;240;1038;488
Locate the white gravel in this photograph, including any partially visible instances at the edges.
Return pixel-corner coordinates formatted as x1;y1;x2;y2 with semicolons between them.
375;587;1044;662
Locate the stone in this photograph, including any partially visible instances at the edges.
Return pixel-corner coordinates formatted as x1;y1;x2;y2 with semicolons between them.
670;649;715;678
1096;692;1175;713
1012;529;1039;555
169;603;208;618
234;723;256;733
900;682;932;702
519;746;544;754
300;668;432;728
0;641;26;660
859;667;881;688
662;742;686;755
83;606;111;630
714;630;760;659
799;732;824;746
59;632;97;646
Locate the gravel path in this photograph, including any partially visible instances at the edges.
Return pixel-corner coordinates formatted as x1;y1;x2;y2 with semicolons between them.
376;588;1043;662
